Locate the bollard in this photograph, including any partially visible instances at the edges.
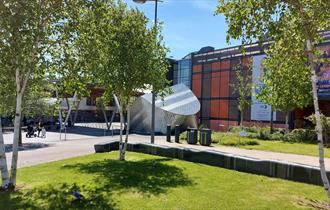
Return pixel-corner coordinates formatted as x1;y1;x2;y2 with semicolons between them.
175;125;180;143
166;124;171;142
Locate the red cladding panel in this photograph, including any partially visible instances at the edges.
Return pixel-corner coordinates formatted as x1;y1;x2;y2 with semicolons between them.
210;100;220;118
193;65;202;73
219;100;229;118
220;71;229;97
211;72;221;98
221;60;230;70
212;62;221;71
210;120;220;131
192;74;202;98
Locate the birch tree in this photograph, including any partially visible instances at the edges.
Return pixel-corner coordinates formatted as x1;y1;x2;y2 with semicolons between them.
0;0;72;189
0;118;9;190
49;0;94;129
216;0;330;200
73;0;169;160
0;80;14;190
257;38;312;133
231;59;253;129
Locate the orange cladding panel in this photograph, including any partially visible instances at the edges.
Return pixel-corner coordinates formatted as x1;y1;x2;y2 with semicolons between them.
219;100;229;118
210;100;220;118
192;74;202;98
193;65;202;73
220;71;229;97
211;72;221;98
210;120;221;131
212;62;221;71
221;60;230;70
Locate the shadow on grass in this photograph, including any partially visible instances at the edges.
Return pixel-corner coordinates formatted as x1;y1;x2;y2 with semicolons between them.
0;183;117;210
0;157;192;209
62;157;194;195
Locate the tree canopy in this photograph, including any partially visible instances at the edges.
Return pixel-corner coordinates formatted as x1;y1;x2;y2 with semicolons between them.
216;0;330;200
257;37;312;113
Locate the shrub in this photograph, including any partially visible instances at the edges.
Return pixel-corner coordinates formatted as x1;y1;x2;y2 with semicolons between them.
212;132;224;144
220;138;259;146
212;132;259;146
247;132;259;139
245;126;261;133
257;127;271;140
306;114;330;144
268;132;285;140
179;132;187;141
245;140;259;145
228;126;241;133
284;129;317;143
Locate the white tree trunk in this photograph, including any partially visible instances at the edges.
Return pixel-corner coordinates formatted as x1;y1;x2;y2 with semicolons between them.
285;112;290;134
306;39;330;200
113;95;125;161
0;118;9;189
101;103;110;130
240;110;244;130
108;108;117;130
64;92;76;127
72;100;80;126
119;108;125;160
65;97;73;126
270;107;274;134
123;106;130;157
9;92;23;187
55;89;63;130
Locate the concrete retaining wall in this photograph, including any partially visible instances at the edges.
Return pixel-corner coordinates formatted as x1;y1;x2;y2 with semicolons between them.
94;141;328;186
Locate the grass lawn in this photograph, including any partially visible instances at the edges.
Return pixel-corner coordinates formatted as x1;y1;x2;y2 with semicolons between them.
0;152;328;210
212;132;330;158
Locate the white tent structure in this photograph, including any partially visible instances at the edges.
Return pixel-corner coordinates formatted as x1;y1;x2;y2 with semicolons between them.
130;84;200;134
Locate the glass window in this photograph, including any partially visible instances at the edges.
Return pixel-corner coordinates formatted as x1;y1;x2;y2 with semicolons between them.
177;59;192;88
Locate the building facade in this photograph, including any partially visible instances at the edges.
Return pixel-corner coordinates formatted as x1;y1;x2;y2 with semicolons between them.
174;32;330;131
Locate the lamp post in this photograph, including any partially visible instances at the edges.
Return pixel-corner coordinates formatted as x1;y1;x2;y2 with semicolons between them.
133;0;162;144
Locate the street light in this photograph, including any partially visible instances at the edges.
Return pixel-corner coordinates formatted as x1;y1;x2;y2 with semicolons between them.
133;0;162;144
133;0;147;3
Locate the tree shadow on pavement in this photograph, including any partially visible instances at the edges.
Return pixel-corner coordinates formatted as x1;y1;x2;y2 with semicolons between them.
62;157;194;196
5;143;51;153
62;126;120;137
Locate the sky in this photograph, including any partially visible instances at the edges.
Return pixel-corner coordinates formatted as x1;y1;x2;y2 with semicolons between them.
122;0;241;60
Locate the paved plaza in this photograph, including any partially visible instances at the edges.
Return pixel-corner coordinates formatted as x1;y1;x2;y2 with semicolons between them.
2;123;330;171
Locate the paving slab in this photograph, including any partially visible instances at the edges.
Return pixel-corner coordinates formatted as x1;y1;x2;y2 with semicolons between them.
2;125;330;172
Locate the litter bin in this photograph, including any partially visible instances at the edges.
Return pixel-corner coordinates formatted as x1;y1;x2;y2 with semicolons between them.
200;128;212;146
187;128;198;144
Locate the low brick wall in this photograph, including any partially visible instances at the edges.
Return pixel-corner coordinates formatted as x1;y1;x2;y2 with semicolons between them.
94;141;328;186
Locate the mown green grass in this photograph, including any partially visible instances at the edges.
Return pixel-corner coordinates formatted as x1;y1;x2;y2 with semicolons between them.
212;132;330;158
0;152;327;209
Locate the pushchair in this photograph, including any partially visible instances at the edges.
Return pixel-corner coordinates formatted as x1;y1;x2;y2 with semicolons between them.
26;124;37;138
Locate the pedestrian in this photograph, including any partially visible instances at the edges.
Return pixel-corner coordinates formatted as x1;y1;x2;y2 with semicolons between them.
37;119;44;137
41;126;46;138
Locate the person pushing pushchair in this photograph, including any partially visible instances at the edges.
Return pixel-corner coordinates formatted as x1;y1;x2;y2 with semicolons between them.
37;119;46;138
26;122;37;138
